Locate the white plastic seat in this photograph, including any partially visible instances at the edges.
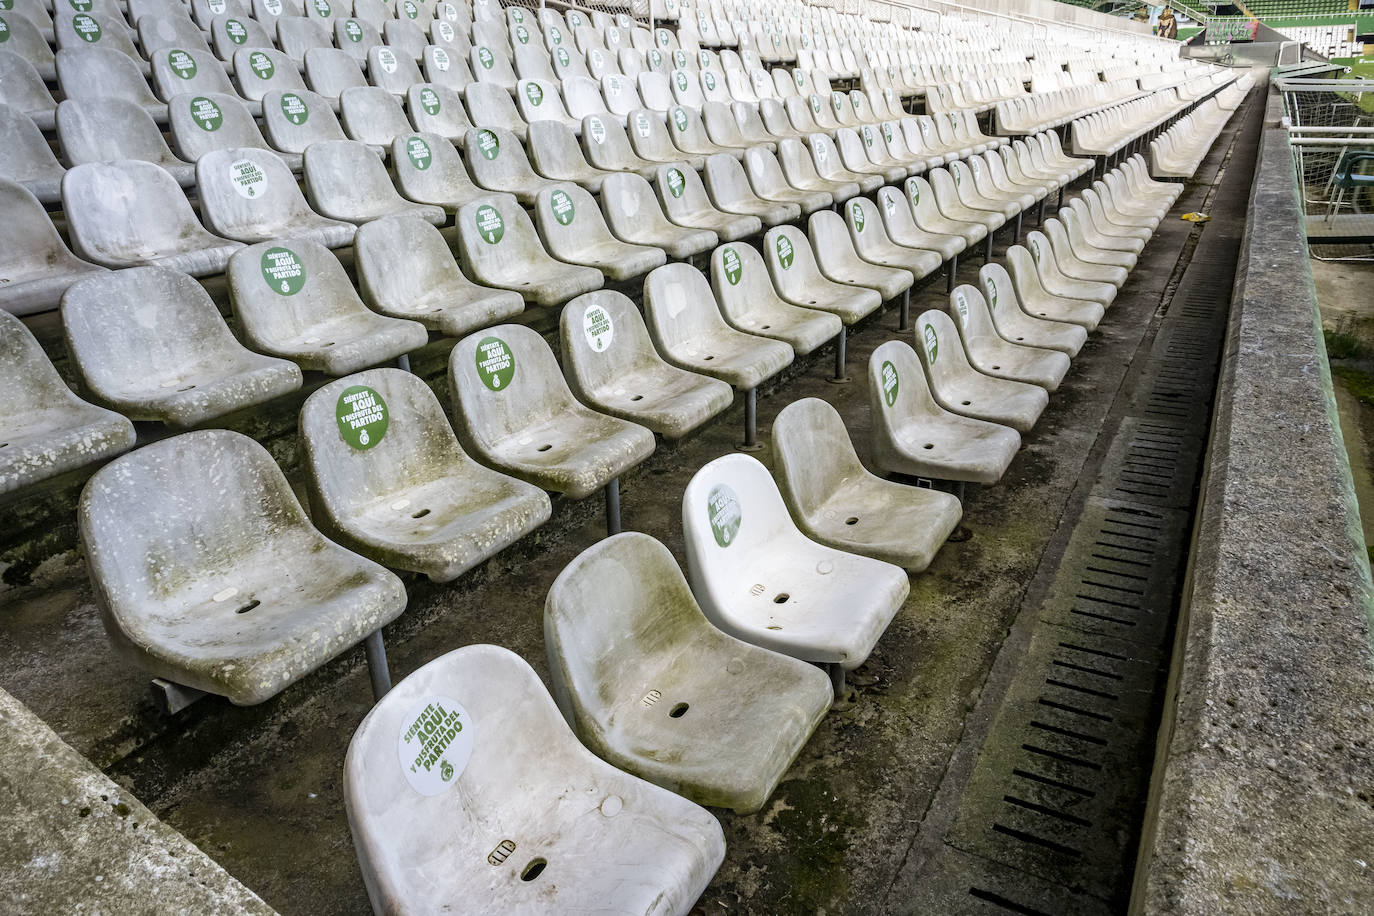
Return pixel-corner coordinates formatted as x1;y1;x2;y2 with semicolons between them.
227;238;428;374
975;261;1086;359
807;132;882;195
62;266;303;427
601;172;718;261
534;182;666;281
564;74;612;120
63;160;244;276
0;179;106;317
448;324;655;499
334;16;381;64
710;242;840;355
304;139;446;225
763;225;883;325
383;19;427;62
732;100;785;149
628;107;705;169
1026;231;1116;309
512;40;556;83
546;531;833;812
1042;217;1129;288
906;175;987;248
56;13;145;74
356;215;524;338
463;125;559;205
300;368;551;582
344;644;725;914
845;196;943;280
79;428;406;705
56;96;196;187
682;452;909;672
600;72;641;122
809;208;912;303
668;103;741;161
261;88;348;154
655;162;760;241
702;153;799;226
526;119;615;193
0;12;55;82
340;85;414;147
0;50;57;130
743;146;830;214
774;397;961;571
455;196;604;306
874;185;964;261
834;126;904;184
914;309;1047;433
558;291;732;440
367;45;424;96
1004;245;1104;330
867;337;1020;485
392;132;498;214
233;47;308;103
581;113;660;178
0;310;133;496
278;16;333;68
169;92;282;166
949;285;1070;392
471;43;518;93
1065;196;1146;256
776;136;859;202
422;44;475;91
137;15;212;59
209;14;274;63
928;166;1004;237
517;77;580;136
198;147;356;249
0;102;64;203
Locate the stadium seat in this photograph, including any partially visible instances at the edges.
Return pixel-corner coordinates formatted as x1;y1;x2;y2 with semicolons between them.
405;83;471;142
303;46;369;101
278;16;333;68
392;132;499;213
525;119;615;193
343;644;725;913
0;179;106;317
368;45;424;96
233;47;308;103
56;13;144;73
809;208;913;304
977;263;1087;356
422;45;475;91
355;215;524;338
304;139;447;225
168;92;281;166
79;429;406;705
0;51;57;131
581;113;661;178
742;146;830;214
845;197;943;286
773;397;961;571
0;310;134;496
55;97;194;188
198;147;355;247
463;126;557;204
227;238;428;374
668;104;741;161
709;243;841;356
0;103;64;203
334;17;382;64
867;337;1021;485
835;127;905;184
558;290;733;440
682;452;908;684
914;309;1047;433
600;172;718;261
63;160;244;276
655;163;760;241
454;196;604;306
1025;231;1116;308
1042;218;1129;288
702;153;799;226
261;88;348;154
763;224;884;326
545;531;833;812
1003;245;1104;330
340;85;415;147
61;267;303;427
299;368;551;581
948;285;1070;391
628;108;706;170
532;183;667;281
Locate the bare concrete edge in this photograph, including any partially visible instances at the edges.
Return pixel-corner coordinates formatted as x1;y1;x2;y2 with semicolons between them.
1131;82;1374;914
0;687;277;916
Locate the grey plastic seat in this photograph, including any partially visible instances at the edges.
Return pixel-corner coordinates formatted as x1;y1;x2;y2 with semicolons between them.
601;172;718;261
303;46;368;101
469;66;529;118
774;397;961;571
301;368;550;581
743;146;830;214
949;285;1070;392
628;107;705;169
463;126;557;205
0;50;57;131
978;263;1086;356
731;100;781;148
405;83;471;141
777;137;859;203
526;119;615;193
559;291;732;440
710;243;839;355
516;77;580;135
643;262;793;393
581;113;659;179
228;238;428;374
1066;196;1146;256
534;183;666;281
169;92;283;166
546;531;832;813
56;13;145;74
344;644;725;915
867;338;1020;485
149;46;236;104
304;139;446;226
763;225;883;325
0;103;64;203
667;104;739;161
928;167;1004;242
209;14;273;63
914;309;1047;434
422;44;474;91
367;45;423;95
682;452;908;677
382;18;426;61
261;88;347;154
62;267;303;427
1060;205;1138;271
0;179;106;317
1025;231;1116;309
356;215;523;338
278;16;333;68
393;131;500;214
655;162;759;241
782;94;826;136
846;196;942;280
1;11;55;81
600;72;641;123
198;147;355;248
0;310;133;496
55;97;194;189
470;43;517;92
63;160;244;276
702;153;798;226
232;47;307;104
448;324;655;499
139;14;213;59
809;209;912;303
1005;245;1104;330
79;428;406;705
340;85;414;147
512;40;556;83
334;16;381;63
455;196;604;306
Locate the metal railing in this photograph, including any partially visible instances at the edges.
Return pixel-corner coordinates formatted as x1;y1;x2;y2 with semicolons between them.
1280;78;1374;246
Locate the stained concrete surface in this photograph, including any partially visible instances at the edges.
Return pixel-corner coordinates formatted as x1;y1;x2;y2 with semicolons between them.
0;124;1245;914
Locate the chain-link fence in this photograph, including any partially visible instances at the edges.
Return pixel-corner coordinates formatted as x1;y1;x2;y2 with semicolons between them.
1280;78;1374;256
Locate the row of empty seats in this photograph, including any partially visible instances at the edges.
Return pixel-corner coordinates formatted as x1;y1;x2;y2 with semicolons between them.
1149;75;1253;179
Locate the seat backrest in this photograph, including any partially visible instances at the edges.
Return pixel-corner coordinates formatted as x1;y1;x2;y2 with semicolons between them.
197;146;320;238
558;289;663;398
517;78;569;125
169;91;269;161
367;45;424;94
710;241;786;321
772;396;867;520
56;47;158;108
57;96;177;166
670;67;705;108
262;88;346;152
471;42;517;88
642;261;731;347
229;237;371;345
210;14;274;60
63;160;219;263
463;80;526;133
463;125;539;185
303;46;368;99
600;72;641;119
449;322;576;447
563;75;610;119
0;50;56;115
869;337;945;434
234;47;308;101
423;44;474;90
762;223;828;297
948;283;1001;349
406;83;471;139
914;307;975;389
277;15;332;64
513;40;556;81
56;12;140;60
550;42;589;81
150;46;236;101
682;453;804;593
383;19;427;61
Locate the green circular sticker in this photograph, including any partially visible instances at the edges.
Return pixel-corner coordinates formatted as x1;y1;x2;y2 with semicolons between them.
649;49;661;68
248;50;273;79
224;18;249;45
863;126;873;147
477;46;493;68
71;13;101;42
402;0;418;18
343;18;362;41
707;483;741;548
168;48;197;79
68;0;92;9
524;81;543;106
474;204;503;244
510;7;522;21
922;323;939;363
776;233;794;269
988;278;999;309
419;87;441;115
704;71;716;91
672;107;688;132
909;183;920;207
261;246;306;295
548;26;561;44
665;167;685;199
190;96;223;131
675;70;687;91
312;0;331;16
810;95;821;113
336;385;388;450
404;135;431;169
474;335;513;389
514;24;528;43
851;201;865;232
556;46;569;67
674;50;686;68
280;91;309;124
721;247;742;285
549;188;575;226
475;129;499;160
881;360;899;407
0;16;7;42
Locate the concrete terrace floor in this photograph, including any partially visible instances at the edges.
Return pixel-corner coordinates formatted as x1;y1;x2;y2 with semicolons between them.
0;114;1249;914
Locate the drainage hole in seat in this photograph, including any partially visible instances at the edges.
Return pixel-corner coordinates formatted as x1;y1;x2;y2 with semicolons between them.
761;324;771;330
669;702;689;718
806;299;817;304
960;400;971;406
991;365;1000;370
537;444;552;452
844;516;859;525
630;394;643;401
323;341;335;347
177;385;196;392
412;508;431;519
235;599;261;615
773;593;789;604
0;443;8;448
922;442;934;449
520;859;547;882
703;354;715;360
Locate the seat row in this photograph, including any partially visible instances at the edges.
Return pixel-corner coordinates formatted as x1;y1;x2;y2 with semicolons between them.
1149;76;1253;179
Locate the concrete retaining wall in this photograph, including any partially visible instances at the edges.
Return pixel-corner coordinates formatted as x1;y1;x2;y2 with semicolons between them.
1132;83;1374;914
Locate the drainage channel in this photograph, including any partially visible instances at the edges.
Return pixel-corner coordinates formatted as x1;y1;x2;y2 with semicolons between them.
901;86;1265;916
